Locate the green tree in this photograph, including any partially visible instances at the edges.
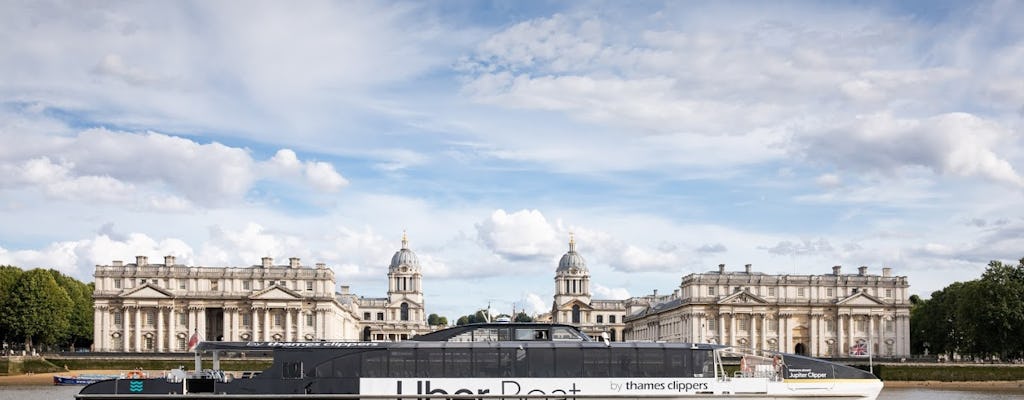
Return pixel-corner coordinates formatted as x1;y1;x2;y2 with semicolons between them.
456;315;470;326
0;265;24;346
49;269;94;350
513;312;533;322
2;269;73;351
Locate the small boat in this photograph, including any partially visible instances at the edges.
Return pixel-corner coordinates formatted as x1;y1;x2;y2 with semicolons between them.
54;374;120;385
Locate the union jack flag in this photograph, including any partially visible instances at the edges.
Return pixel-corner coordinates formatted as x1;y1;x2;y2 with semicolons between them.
850;343;868;356
187;329;202;351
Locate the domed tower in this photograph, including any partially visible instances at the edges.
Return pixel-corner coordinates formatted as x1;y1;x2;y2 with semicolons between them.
387;231;425;322
552;233;591;324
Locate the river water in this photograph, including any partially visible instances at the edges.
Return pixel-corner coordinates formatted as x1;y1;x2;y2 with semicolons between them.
0;386;1021;400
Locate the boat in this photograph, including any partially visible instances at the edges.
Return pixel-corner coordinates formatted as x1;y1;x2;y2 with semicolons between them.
76;322;883;399
54;373;120;385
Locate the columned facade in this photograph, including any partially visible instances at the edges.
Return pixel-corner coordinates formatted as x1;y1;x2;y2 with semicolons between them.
623;264;911;357
356;232;430;341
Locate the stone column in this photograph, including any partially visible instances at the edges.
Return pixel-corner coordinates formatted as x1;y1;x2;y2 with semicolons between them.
134;306;142;352
231;308;239;341
251;307;260;341
760;314;767;351
837;314;845;355
223;308;231;342
263;308;271;341
122;306;130;351
297;310;305;341
169;307;177;350
729;313;736;347
717;313;725;344
847;315;855;354
156;306;164;352
93;306;103;351
285;308;293;341
198;307;207;341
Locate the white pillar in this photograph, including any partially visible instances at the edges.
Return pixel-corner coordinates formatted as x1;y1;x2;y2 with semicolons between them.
717;313;725;344
93;307;102;351
251;308;259;341
760;314;767;351
198;307;207;341
156;306;164;352
222;308;231;341
231;308;239;341
263;309;270;341
285;308;293;341
122;306;129;351
134;307;142;352
168;307;176;350
297;310;305;341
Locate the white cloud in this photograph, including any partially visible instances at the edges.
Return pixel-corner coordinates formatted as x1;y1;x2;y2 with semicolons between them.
0;232;194;280
760;238;835;257
199;223;306;267
523;292;549;315
476;209;561;260
815;173;842;188
592;283;630;300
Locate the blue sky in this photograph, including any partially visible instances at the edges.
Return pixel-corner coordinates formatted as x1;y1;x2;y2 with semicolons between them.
1;0;1023;319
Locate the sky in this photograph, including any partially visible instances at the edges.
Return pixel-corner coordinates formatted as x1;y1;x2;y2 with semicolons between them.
1;0;1023;320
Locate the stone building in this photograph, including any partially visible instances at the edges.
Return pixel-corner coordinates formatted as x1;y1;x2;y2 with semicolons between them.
92;235;429;352
623;264;912;358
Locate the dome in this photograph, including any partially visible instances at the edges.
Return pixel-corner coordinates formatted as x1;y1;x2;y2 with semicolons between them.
556;234;587;273
389;232;420;270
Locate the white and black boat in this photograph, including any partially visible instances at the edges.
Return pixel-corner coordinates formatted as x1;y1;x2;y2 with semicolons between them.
76;323;882;400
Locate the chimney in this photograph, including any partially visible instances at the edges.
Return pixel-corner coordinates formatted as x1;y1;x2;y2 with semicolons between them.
315;262;326;269
289;257;300;269
718;264;726;274
745;264;752;274
653;289;658;297
261;257;273;268
832;265;841;275
136;255;148;267
882;267;892;277
112;260;123;267
858;266;868;276
340;285;350;295
164;255;176;266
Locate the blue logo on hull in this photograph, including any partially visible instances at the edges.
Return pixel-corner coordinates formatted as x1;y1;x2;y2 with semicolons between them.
129;380;144;392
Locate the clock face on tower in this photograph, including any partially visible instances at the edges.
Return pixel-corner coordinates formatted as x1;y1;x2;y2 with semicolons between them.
401;266;408;273
570;268;578;274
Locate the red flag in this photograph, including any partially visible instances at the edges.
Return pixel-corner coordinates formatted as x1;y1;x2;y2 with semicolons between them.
187;330;201;351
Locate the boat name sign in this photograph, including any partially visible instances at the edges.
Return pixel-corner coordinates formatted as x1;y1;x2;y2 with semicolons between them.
362;378;721;397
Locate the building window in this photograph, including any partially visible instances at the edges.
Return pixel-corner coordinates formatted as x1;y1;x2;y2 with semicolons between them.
114;279;122;289
242;314;251;327
179;280;186;290
707;286;716;296
177;338;186;351
571;305;581;324
885;319;894;332
827;319;836;332
363;312;371;320
306;281;314;291
146;311;155;326
797;287;805;297
768;287;776;296
596;315;604;323
113;312;122;325
826;288;834;297
708;319;717;331
144;337;153;350
140;279;147;285
769;319;778;331
210;280;219;291
885;289;893;298
400;302;410;321
179;312;187;325
306;314;314;327
739;319;747;330
610;315;617;323
279;280;286;286
377;312;384;321
274;313;283;327
243;280;251;290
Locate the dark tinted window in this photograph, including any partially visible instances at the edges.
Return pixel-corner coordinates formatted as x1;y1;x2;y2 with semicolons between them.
610;348;635;377
389;348;416;377
666;349;690;377
582;348;609;377
322;352;360;377
283;361;303;378
527;347;554;377
554;348;583;377
363;351;386;377
473;348;501;377
691;350;714;377
636;348;665;377
417;348;444;377
445;348;473;377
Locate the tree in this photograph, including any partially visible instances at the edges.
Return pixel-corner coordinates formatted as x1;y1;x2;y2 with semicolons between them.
2;269;72;351
0;266;24;347
456;315;470;326
49;269;94;350
427;313;449;327
513;312;533;322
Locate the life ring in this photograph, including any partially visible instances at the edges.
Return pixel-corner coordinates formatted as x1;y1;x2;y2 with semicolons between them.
126;371;144;379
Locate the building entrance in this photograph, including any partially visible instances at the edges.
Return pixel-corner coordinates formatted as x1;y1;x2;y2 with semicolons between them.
205;308;224;341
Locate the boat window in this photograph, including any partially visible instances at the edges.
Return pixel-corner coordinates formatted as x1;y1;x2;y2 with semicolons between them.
691;350;714;378
666;349;690;378
582;348;609;377
527;347;554;377
417;348;444;377
473;348;502;377
316;352;360;377
515;328;548;341
445;348;473;377
282;361;303;379
610;348;635;377
551;327;581;341
389;348;416;377
636;348;665;377
554;348;583;377
363;351;387;377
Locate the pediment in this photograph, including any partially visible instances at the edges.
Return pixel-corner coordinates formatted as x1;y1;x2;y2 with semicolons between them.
123;284;172;299
718;290;768;305
557;299;594;310
250;285;302;300
836;292;885;306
